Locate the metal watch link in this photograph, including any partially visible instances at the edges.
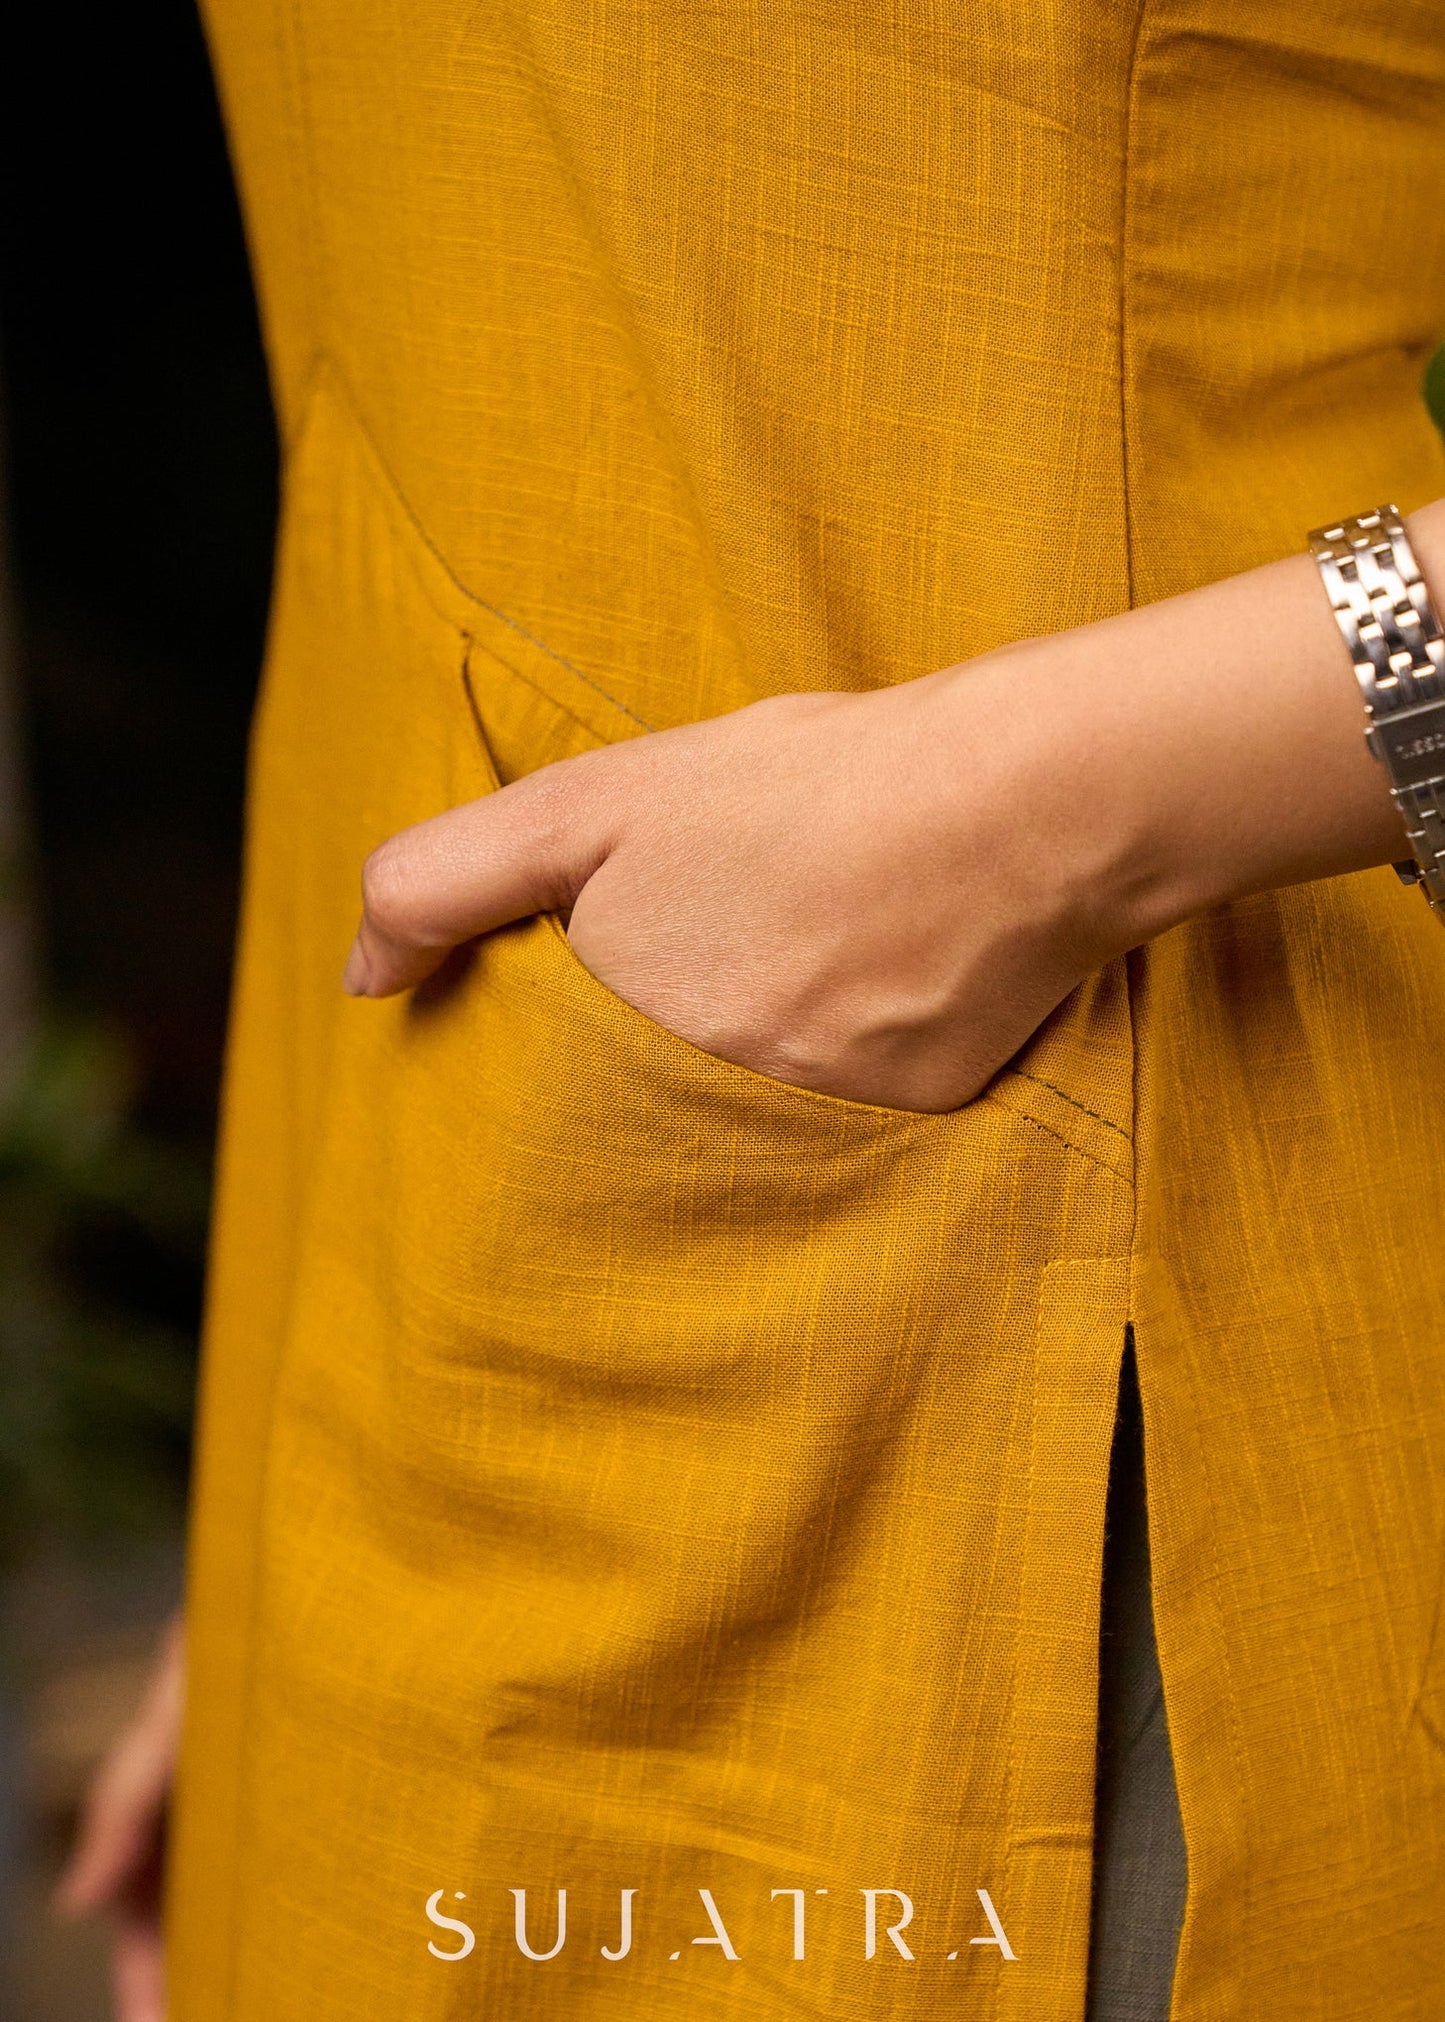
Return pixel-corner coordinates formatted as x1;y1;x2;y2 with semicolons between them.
1308;502;1445;916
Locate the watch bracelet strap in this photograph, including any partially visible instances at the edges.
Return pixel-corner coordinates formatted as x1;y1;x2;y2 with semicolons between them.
1308;502;1445;914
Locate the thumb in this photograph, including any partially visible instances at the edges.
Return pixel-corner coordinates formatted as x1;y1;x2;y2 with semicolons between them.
343;758;616;998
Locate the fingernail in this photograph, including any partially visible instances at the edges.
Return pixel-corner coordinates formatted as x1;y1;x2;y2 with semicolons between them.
342;937;372;996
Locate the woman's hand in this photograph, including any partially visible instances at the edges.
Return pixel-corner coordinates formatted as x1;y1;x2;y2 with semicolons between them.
344;515;1437;1110
54;1613;184;2022
349;663;1130;1110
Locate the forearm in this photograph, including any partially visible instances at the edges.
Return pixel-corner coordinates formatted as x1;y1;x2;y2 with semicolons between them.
932;499;1445;958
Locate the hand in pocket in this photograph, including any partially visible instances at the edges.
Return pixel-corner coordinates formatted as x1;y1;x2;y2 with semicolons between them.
342;642;1150;1110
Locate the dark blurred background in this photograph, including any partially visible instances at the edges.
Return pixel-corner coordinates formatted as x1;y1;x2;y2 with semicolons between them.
0;0;276;2011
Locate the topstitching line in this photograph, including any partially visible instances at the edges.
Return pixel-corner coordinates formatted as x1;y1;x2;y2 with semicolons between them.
1012;1069;1132;1142
991;1095;1133;1183
325;358;655;735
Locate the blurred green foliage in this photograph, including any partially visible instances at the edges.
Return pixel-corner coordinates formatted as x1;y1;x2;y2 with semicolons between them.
0;1022;207;1560
1427;342;1445;441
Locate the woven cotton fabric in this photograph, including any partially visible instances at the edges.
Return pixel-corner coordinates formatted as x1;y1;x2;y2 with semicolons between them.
170;3;1445;2017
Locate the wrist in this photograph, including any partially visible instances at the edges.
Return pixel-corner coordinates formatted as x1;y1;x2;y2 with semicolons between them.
962;520;1435;955
920;639;1190;968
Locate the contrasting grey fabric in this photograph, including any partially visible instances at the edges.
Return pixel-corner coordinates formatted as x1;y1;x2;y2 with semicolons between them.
1085;1338;1188;2022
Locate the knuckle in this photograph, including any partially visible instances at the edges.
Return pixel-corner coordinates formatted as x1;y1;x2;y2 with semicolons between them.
517;755;608;860
526;751;595;823
359;838;413;939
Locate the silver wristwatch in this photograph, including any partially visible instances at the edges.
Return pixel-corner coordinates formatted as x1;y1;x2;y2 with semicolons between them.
1309;502;1445;916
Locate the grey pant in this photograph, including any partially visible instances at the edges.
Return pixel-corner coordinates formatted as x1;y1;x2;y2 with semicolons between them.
1085;1337;1187;2022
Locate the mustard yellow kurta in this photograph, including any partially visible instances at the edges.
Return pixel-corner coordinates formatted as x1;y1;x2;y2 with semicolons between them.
170;3;1445;2016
